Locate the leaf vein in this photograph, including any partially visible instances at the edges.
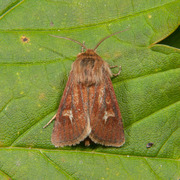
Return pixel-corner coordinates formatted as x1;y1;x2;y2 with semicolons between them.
0;0;24;19
144;158;162;179
155;126;179;157
39;150;76;179
10;111;57;146
125;101;179;129
0;169;12;179
0;0;178;31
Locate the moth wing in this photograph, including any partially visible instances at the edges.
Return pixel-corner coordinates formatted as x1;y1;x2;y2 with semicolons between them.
51;72;91;147
89;74;125;147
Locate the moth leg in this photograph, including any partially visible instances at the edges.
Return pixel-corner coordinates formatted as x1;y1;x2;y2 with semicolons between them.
81;41;85;52
110;65;121;77
110;65;118;69
43;114;56;128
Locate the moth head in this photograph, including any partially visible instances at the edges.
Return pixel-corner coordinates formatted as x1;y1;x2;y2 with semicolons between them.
78;49;98;57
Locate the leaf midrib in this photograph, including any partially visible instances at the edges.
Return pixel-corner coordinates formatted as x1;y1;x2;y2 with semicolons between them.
0;147;179;160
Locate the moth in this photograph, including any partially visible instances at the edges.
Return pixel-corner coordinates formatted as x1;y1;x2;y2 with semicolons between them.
44;31;127;147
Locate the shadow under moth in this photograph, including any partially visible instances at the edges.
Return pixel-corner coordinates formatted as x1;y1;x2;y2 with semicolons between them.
44;30;127;147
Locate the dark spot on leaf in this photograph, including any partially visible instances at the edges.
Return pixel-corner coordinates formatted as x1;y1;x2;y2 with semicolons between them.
21;35;30;43
146;142;154;148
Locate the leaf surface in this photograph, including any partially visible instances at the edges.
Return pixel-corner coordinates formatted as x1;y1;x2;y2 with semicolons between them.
0;0;179;179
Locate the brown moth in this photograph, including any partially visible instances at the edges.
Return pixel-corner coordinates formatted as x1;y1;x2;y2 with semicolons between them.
44;31;127;147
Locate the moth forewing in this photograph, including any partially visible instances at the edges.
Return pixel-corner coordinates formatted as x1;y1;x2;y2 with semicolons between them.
88;67;125;147
51;71;91;147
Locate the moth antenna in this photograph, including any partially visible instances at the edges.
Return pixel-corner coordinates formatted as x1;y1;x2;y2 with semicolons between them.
49;34;87;50
94;28;130;51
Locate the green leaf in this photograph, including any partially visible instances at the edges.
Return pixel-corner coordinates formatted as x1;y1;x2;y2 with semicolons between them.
0;0;179;179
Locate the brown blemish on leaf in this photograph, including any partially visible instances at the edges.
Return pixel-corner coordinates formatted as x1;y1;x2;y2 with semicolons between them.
0;141;4;146
21;35;30;43
39;93;45;100
50;21;54;26
114;52;122;58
